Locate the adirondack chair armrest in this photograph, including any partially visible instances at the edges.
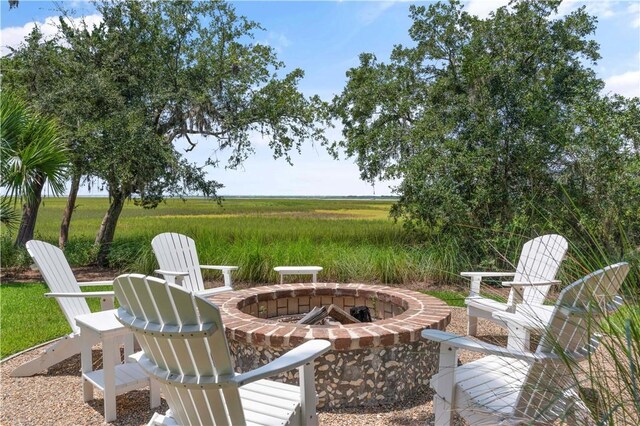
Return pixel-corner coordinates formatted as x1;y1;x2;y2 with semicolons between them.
200;265;239;288
77;280;113;287
45;291;115;310
195;287;234;297
45;291;115;298
502;279;561;305
200;265;239;272
501;279;561;287
460;272;517;278
154;269;189;285
460;271;516;296
234;340;331;387
421;329;545;362
155;269;189;278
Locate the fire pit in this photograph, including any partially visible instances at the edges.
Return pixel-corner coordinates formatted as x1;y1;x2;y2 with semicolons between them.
207;283;451;408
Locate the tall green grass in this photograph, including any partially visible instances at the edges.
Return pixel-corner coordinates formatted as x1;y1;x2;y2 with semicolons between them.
558;231;640;424
448;210;640;424
1;197;472;284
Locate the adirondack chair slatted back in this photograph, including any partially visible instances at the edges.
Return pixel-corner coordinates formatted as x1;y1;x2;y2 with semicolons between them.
114;274;245;425
515;262;629;421
26;240;89;334
507;234;568;306
152;232;204;293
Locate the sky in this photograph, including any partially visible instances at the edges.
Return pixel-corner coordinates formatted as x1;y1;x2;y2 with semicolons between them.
1;0;639;197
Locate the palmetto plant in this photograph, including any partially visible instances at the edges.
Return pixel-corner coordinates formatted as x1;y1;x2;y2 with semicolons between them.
0;92;69;245
0;198;21;227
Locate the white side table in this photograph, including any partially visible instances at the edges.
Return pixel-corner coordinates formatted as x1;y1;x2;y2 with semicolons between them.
75;310;160;422
274;266;323;284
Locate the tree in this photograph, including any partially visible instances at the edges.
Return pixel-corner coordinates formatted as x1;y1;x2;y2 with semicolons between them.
0;26;82;248
0;92;69;246
332;0;639;256
3;0;327;265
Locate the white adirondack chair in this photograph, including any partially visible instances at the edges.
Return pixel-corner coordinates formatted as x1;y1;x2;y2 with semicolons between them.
11;240;115;377
423;262;629;426
114;274;331;426
152;232;238;296
463;234;568;344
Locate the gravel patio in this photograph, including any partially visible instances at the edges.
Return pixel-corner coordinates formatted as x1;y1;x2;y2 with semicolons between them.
1;306;505;425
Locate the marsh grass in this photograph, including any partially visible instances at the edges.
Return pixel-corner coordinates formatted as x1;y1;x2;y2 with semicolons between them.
541;208;640;423
571;263;639;424
0;197;474;284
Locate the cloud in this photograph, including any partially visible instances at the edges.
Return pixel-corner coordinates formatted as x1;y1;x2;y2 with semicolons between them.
358;1;395;25
629;2;640;28
556;0;616;19
604;70;640;98
257;31;291;54
1;14;102;56
463;0;510;19
464;0;619;20
268;31;291;51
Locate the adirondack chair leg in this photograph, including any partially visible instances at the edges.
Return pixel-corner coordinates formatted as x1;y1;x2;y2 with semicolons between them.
467;312;478;336
149;378;161;408
506;325;530;352
99;296;115;311
102;334;118;422
434;343;457;426
81;334;95;402
10;334;81;377
469;276;481;297
299;362;319;426
222;270;233;288
123;334;135;361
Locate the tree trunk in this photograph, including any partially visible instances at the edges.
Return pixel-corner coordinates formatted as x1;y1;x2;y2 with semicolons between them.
59;172;81;249
94;189;127;267
14;177;45;248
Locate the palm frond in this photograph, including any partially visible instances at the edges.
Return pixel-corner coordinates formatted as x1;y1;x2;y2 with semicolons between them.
0;198;20;228
0;92;69;202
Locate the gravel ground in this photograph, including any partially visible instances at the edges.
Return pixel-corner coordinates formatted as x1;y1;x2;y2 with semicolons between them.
0;307;506;425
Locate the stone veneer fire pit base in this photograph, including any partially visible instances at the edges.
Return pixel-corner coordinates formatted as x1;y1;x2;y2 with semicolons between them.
230;339;440;408
207;283;451;408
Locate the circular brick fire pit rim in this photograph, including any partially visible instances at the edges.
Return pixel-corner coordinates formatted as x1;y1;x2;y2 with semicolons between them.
207;283;451;350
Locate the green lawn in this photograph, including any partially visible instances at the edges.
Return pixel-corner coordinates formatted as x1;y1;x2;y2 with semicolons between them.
3;282;635;360
0;283;109;358
0;281;469;359
422;290;468;307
